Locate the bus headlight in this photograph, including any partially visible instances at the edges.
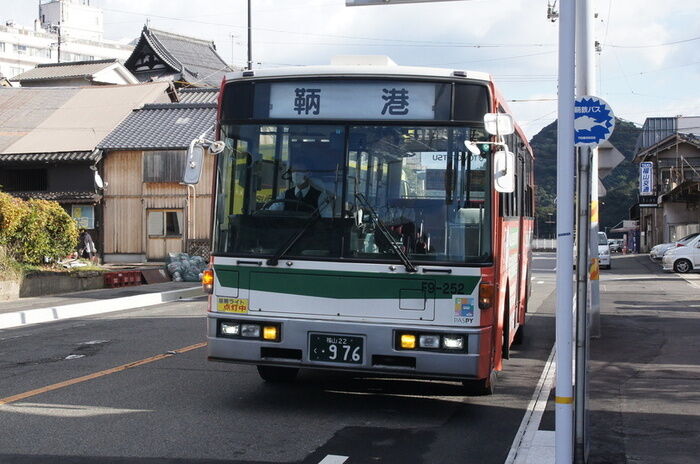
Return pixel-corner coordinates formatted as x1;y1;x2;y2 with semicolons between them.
220;322;240;336
241;324;261;338
419;334;441;349
442;335;465;350
218;320;281;341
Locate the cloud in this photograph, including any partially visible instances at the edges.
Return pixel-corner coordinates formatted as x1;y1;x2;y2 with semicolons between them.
4;0;698;138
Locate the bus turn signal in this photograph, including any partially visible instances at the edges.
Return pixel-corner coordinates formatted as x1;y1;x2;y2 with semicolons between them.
202;269;214;294
479;283;494;309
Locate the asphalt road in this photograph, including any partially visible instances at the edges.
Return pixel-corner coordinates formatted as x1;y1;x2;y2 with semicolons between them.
0;258;560;464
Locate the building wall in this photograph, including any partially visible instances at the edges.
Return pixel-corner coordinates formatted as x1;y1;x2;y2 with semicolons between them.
0;23;132;80
662;202;700;242
102;149;214;261
40;0;104;42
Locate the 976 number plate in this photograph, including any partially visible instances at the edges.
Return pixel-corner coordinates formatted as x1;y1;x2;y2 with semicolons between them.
309;334;363;364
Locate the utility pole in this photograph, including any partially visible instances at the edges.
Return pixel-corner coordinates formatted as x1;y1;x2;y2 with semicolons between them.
555;1;576;463
57;0;63;63
247;0;252;70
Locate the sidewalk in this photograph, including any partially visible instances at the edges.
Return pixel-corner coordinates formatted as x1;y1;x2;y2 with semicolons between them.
0;281;203;330
524;253;700;463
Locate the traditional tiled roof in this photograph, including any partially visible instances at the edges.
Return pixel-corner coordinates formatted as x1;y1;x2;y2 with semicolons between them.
125;26;232;87
10;191;101;204
98;102;216;150
177;87;219;104
11;59;123;82
0;151;98;164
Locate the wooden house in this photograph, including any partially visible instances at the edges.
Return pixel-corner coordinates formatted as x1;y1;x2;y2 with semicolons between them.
97;88;218;262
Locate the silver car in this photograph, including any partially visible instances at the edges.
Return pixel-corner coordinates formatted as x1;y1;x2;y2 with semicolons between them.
650;232;700;261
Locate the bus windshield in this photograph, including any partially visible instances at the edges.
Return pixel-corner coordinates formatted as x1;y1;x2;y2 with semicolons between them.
213;124;492;265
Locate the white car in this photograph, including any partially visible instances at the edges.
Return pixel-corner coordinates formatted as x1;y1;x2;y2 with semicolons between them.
650;232;700;261
662;235;700;273
598;232;611;269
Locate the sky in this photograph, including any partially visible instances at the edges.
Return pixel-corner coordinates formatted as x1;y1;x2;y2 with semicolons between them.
3;0;699;139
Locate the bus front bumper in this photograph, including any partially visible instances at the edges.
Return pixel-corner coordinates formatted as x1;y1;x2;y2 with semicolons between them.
207;314;492;381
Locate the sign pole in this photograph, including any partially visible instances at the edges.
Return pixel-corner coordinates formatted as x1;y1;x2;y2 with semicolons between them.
577;0;601;340
555;1;576;463
574;141;591;464
575;1;593;461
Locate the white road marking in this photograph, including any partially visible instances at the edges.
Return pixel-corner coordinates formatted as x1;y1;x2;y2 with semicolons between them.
0;402;151;418
679;274;700;290
537;281;545;284
504;347;556;464
318;455;349;464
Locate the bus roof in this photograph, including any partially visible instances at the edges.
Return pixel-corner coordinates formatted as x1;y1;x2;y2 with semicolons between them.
224;56;492;83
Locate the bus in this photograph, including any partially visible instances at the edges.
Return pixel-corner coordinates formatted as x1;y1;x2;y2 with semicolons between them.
193;56;534;395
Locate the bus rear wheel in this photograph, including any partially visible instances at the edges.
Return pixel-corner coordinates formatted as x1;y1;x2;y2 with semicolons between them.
256;365;299;383
462;370;497;396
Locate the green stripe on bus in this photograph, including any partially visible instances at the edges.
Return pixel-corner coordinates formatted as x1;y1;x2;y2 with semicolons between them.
214;265;480;299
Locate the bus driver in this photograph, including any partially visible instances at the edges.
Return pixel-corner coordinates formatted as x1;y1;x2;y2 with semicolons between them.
269;160;332;217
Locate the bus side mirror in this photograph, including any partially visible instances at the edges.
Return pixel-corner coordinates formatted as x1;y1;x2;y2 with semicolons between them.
183;140;206;185
484;113;515;136
493;149;515;193
183;139;225;185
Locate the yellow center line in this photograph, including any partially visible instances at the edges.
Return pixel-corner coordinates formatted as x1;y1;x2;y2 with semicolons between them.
0;342;206;406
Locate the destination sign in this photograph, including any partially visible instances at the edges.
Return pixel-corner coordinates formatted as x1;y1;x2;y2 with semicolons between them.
269;82;438;120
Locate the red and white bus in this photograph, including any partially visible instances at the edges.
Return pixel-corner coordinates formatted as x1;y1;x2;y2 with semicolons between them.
195;56;534;394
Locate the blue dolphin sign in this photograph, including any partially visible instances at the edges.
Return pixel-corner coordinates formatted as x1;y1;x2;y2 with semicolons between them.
574;96;615;147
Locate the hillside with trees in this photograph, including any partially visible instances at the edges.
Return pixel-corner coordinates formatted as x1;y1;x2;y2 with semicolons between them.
530;118;641;238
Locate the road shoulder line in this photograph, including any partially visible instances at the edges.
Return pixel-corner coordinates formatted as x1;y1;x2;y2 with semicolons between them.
504;346;556;464
0;287;202;330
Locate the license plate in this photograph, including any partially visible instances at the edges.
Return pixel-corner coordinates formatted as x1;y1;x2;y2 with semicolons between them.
309;334;363;364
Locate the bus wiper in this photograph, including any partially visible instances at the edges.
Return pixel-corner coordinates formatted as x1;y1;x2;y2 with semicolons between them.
266;197;330;266
354;193;417;273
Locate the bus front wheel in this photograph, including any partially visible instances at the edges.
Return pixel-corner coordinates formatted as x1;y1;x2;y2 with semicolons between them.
462;370;497;396
256;365;299;383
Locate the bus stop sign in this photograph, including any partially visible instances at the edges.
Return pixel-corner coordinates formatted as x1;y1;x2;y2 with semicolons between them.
574;96;615;147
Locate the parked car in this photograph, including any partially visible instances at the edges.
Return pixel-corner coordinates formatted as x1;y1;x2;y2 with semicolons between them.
598;232;611;269
650;232;700;261
662;234;700;273
608;238;623;253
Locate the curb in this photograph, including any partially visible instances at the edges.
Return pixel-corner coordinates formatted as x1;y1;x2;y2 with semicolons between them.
0;286;203;330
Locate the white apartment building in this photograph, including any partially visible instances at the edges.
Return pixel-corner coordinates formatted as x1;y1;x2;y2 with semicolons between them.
0;0;133;81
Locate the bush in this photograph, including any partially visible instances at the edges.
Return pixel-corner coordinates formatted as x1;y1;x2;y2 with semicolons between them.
0;192;27;246
0;192;79;265
0;245;22;281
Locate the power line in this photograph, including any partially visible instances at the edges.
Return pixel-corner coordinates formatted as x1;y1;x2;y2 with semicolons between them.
604;36;700;49
101;7;555;48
